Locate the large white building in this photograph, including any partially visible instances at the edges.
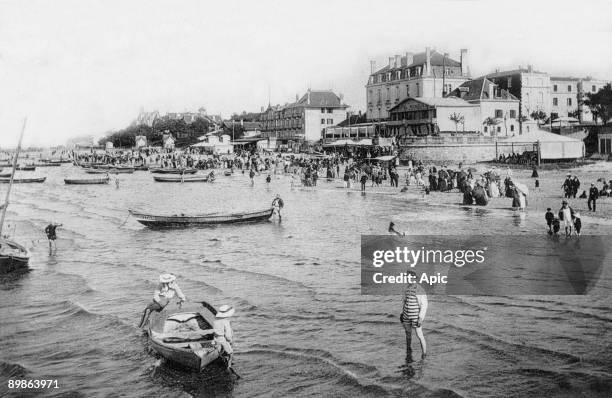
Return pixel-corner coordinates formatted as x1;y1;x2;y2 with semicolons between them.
259;89;349;148
366;47;471;121
550;76;609;122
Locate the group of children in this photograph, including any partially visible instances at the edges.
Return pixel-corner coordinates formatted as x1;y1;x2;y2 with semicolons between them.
545;200;581;237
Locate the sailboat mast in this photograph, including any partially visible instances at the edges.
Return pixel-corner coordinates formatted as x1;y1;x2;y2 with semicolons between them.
0;118;27;237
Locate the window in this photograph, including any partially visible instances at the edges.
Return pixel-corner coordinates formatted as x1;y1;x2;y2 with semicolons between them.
567;98;572;106
327;119;333;124
553;84;558;92
377;89;381;102
507;77;512;88
567;85;572;92
510;125;515;132
496;126;501;133
406;85;410;97
495;109;503;118
484;126;488;133
510;109;516;119
321;108;325;113
592;85;596;92
553;97;558;106
327;108;333;113
321;118;325;124
416;83;420;96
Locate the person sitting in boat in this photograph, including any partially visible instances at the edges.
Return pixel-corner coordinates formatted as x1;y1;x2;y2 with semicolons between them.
271;194;284;221
138;273;186;328
213;304;235;357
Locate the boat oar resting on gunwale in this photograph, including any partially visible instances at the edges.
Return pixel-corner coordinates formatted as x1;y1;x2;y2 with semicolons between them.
129;208;274;227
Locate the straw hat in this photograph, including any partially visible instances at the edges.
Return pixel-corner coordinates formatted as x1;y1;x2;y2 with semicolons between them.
216;304;235;318
159;273;176;283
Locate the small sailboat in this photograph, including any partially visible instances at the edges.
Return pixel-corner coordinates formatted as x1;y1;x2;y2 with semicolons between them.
0;119;30;274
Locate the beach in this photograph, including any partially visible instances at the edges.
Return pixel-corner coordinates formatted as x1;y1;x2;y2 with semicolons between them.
1;162;611;397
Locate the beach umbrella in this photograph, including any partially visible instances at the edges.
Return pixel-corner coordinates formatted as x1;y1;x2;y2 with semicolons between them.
514;182;529;196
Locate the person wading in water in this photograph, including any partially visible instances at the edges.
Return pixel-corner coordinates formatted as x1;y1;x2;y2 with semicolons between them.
44;222;62;254
138;273;186;328
400;270;428;360
271;194;284;222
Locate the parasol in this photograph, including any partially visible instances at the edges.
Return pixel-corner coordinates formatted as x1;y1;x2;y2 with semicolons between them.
514;182;529;195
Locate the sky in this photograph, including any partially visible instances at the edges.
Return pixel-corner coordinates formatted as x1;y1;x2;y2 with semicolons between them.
1;0;611;147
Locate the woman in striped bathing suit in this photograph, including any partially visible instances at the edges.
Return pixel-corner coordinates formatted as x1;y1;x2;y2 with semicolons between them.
401;271;428;359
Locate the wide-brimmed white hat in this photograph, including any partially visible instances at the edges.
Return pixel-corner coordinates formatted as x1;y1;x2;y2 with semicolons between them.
216;304;235;318
159;273;176;283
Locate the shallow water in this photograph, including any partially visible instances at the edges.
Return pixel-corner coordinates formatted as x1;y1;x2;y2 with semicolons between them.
0;165;611;397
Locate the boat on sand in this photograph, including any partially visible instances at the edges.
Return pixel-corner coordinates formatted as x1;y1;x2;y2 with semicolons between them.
153;175;209;183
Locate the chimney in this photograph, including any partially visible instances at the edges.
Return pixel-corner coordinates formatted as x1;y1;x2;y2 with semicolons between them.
370;60;376;74
404;52;414;66
425;47;432;76
388;56;394;68
394;54;401;69
460;48;469;76
307;89;311;105
488;82;495;99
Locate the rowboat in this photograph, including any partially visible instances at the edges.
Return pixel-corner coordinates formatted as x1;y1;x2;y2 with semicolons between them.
109;167;135;174
134;165;149;171
64;177;109;185
148;301;223;371
129;208;273;227
0;177;46;184
224;171;232;176
0;173;12;178
150;167;198;175
34;162;62;167
16;166;35;171
153;175;209;183
0;238;30;274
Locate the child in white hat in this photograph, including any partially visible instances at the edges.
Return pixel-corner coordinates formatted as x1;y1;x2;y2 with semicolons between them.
213;305;235;356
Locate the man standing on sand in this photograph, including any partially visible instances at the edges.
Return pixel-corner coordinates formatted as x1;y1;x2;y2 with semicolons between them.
401;271;428;360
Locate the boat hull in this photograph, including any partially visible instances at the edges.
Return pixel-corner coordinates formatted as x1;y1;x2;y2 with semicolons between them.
150;168;198;175
0;240;30;274
130;208;273;228
64;178;109;185
153;176;208;183
0;177;46;183
147;306;220;371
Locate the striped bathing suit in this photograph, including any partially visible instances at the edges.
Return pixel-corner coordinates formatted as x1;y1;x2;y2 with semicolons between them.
402;285;420;324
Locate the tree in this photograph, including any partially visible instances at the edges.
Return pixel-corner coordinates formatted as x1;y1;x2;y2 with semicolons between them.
530;110;548;125
449;112;465;134
583;83;612;126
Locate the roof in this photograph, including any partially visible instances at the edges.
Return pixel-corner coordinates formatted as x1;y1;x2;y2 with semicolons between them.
223;121;261;130
390;97;476;112
502;129;583;143
372;50;461;75
447;78;519;101
297;90;347;108
484;68;546;79
550;76;581;82
337;113;367;127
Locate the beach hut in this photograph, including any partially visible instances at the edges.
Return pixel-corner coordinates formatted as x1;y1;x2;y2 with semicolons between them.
162;134;175;150
135;135;147;149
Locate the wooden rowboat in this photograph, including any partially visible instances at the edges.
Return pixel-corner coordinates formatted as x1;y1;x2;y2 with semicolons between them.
64;177;109;185
0;238;30;274
134;165;149;171
109;167;135;174
150;167;198;175
34;162;62;167
129;208;273;227
148;302;222;371
0;177;46;183
153;175;209;183
0;173;12;178
16;166;35;171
